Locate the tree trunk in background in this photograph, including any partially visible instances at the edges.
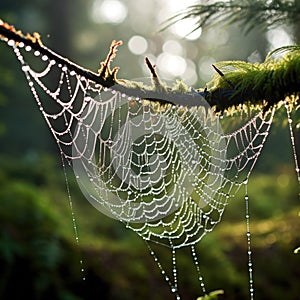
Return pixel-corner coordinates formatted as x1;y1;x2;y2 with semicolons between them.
294;0;300;43
44;0;72;56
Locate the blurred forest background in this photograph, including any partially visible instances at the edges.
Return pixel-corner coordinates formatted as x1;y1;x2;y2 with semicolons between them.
0;0;299;299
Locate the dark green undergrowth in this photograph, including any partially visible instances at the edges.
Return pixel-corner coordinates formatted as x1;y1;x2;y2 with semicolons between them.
0;154;299;300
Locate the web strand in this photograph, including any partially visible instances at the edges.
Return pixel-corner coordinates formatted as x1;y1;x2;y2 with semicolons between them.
245;186;254;300
285;102;300;184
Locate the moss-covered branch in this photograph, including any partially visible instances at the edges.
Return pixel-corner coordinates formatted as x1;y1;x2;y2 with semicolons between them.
0;19;299;114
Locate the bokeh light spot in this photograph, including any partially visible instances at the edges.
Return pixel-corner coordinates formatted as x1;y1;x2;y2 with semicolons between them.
91;0;128;24
162;40;184;56
266;27;293;51
157;53;187;77
198;56;216;82
128;35;148;55
277;174;290;188
171;19;202;40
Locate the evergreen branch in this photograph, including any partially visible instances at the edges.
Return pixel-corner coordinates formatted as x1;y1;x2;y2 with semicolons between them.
162;0;300;34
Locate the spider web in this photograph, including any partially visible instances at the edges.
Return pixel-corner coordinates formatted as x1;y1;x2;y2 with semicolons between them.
8;41;274;298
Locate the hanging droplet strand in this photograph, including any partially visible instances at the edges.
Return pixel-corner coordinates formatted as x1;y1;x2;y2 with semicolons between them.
171;248;179;297
285;102;300;183
146;242;181;299
60;152;86;281
191;245;206;295
245;187;254;300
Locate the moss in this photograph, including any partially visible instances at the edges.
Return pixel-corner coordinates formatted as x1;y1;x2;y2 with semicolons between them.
207;46;300;112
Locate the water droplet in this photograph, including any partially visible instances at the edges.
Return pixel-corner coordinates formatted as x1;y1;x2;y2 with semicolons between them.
42;55;48;61
171;287;177;293
8;40;15;46
25;45;32;52
34;50;40;56
22;65;30;72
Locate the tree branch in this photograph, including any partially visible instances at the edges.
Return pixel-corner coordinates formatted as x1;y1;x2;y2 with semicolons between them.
0;19;299;114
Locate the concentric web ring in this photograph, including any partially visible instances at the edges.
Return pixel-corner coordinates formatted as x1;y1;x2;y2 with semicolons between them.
72;81;227;228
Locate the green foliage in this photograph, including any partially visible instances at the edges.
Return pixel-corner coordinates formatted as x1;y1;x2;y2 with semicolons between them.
0;154;298;299
163;0;300;35
197;290;224;300
0;177;64;299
